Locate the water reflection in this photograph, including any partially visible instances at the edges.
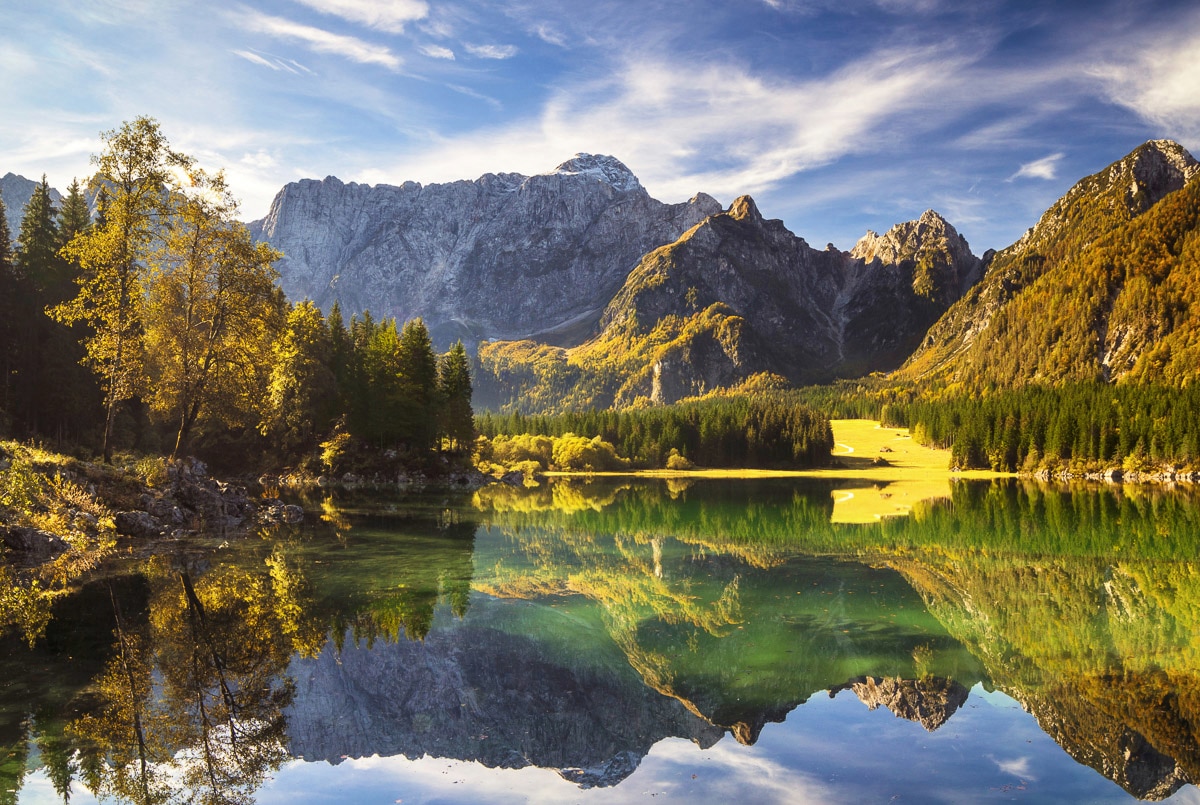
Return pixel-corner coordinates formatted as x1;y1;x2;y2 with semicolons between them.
1;479;1199;802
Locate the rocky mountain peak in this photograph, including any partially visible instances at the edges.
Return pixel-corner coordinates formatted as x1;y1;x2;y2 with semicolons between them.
850;209;964;264
548;153;643;193
1125;139;1200;212
1012;139;1199;253
727;195;764;224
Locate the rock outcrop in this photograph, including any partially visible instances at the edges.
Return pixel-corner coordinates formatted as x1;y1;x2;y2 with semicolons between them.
250;155;722;348
831;675;970;731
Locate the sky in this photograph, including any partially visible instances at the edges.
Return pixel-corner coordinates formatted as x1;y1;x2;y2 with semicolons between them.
2;0;1200;253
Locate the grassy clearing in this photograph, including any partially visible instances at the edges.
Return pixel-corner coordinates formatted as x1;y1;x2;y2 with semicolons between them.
545;419;1011;523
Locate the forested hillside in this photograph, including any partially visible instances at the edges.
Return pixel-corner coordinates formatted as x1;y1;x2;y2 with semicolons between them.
901;139;1200;388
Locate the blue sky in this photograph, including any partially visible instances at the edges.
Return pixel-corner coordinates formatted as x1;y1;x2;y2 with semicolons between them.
2;0;1199;253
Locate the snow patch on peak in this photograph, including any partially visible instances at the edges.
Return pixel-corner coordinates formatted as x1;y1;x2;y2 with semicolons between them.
549;154;643;192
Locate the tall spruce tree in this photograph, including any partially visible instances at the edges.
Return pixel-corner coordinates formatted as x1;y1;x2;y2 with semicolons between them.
12;177;68;436
438;340;474;452
396;318;439;453
0;196;17;425
261;301;338;455
57;178;91;247
15;177;61;294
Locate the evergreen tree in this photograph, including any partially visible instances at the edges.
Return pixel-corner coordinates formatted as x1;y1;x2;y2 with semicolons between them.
360;318;403;447
438;340;474;452
13;176;82;441
0;197;18;426
15;176;61;295
57;178;92;247
396;318;439;452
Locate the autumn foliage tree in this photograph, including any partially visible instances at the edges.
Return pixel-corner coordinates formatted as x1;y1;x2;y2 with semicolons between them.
143;168;284;458
52;117;193;462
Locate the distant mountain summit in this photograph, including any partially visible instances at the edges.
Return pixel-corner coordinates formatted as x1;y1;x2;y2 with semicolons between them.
547;153;643;193
477;195;982;410
0;172;64;244
900;139;1200;388
250;155;721;348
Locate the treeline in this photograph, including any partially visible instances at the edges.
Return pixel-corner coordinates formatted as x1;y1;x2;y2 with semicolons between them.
886;383;1200;473
0;117;472;471
476;393;833;469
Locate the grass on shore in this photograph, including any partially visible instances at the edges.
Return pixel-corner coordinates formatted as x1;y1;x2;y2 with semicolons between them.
546;419;1011;523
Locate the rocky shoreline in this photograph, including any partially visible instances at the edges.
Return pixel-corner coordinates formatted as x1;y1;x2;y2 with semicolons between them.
0;446;505;569
1025;467;1200;484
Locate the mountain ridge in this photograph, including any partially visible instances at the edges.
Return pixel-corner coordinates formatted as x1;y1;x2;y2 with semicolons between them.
899;138;1200;388
248;154;722;348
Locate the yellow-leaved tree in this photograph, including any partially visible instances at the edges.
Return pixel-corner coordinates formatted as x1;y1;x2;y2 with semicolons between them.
52;117;193;463
144;168;284;459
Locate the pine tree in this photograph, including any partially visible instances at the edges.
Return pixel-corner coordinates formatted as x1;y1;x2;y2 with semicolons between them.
9;176;97;440
396;318;439;452
438;340;474;452
15;176;61;295
0;196;18;425
57;178;91;247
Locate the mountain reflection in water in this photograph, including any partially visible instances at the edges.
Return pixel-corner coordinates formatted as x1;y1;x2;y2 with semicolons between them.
2;477;1200;803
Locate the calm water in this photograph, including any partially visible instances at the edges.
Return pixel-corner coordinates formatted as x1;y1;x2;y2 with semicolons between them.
4;477;1200;804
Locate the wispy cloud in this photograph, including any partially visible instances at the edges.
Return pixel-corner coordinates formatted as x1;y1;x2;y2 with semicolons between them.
1092;18;1200;143
465;43;518;59
1010;152;1064;180
419;44;455;60
288;0;428;33
376;47;968;203
234;49;282;70
532;23;567;47
241;11;402;70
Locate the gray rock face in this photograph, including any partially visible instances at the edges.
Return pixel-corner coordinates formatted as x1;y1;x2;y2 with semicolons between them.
0;173;64;245
250;154;722;348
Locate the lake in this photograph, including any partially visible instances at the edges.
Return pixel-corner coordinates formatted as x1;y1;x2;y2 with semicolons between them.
3;476;1200;803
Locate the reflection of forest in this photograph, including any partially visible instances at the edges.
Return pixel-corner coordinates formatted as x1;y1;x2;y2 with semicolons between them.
3;480;1200;802
476;478;1200;799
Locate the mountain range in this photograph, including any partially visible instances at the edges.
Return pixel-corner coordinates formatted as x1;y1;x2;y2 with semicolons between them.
6;138;1198;411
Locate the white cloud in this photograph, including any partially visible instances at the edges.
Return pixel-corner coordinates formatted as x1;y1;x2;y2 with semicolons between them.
241;11;403;70
533;23;567;47
992;755;1034;778
465;43;518;59
234;49;281;70
419;43;455;59
1010;152;1064;181
1092;22;1200;143
374;47;968;203
288;0;428;33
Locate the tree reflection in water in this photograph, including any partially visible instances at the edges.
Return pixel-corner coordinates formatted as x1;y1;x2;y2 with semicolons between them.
3;480;1200;802
61;545;322;805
